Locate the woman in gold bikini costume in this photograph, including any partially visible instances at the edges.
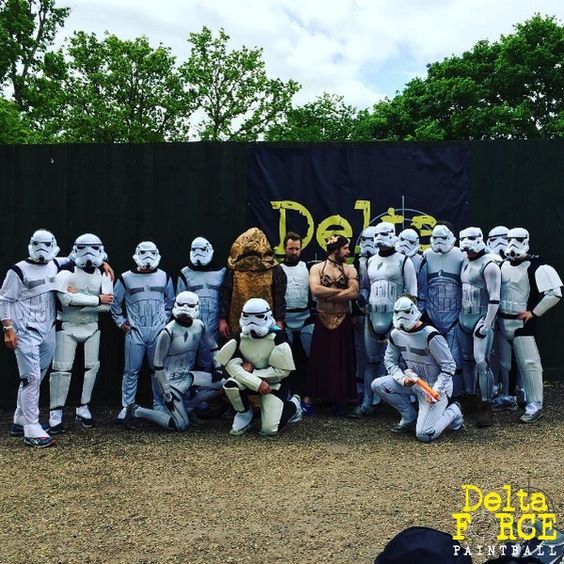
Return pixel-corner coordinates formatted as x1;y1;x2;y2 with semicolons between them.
304;235;359;416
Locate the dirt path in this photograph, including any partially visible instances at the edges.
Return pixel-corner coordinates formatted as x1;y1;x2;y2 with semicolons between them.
0;383;562;564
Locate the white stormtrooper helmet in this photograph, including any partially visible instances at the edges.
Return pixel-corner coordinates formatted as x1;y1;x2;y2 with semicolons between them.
487;226;509;255
359;226;378;257
459;227;486;254
374;222;397;250
505;227;530;260
430;224;456;254
190;237;214;267
395;228;420;257
70;233;107;268
173;291;200;322
240;298;274;339
133;241;161;270
392;296;422;331
28;229;59;263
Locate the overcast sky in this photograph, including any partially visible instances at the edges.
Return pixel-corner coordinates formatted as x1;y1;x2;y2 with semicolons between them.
60;0;563;109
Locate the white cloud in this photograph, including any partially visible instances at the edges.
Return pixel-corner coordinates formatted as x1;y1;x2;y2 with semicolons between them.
60;0;564;109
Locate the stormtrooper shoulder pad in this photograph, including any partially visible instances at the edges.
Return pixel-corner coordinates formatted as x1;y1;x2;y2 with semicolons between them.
215;339;239;366
53;269;73;293
268;342;296;371
535;264;563;293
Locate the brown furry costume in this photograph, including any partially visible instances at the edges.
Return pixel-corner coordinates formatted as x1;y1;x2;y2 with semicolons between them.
220;228;287;335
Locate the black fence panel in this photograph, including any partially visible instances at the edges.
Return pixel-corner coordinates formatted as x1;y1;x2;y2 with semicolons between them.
0;140;561;408
469;140;564;379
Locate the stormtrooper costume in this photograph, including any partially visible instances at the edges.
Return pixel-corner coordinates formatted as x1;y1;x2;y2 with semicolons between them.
49;234;113;431
396;228;423;274
486;226;510;400
217;298;301;437
112;242;175;419
177;237;226;342
458;227;501;427
124;292;220;431
497;228;562;423
0;230;63;447
418;225;465;398
352;226;378;399
372;297;464;442
354;223;417;417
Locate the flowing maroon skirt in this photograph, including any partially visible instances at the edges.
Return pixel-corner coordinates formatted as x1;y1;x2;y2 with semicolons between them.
307;314;356;402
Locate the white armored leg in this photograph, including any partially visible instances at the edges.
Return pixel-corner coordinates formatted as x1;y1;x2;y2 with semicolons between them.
513;336;543;414
167;385;190;431
14;332;43;429
445;325;463;397
259;392;285;436
372;375;416;425
80;329;101;407
223;378;249;413
50;330;78;425
121;332;146;408
416;395;462;443
185;371;224;409
474;327;494;401
498;331;514;397
133;405;175;430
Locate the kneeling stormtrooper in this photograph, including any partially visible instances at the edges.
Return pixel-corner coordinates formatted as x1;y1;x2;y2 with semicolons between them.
125;291;221;431
216;298;302;436
372;297;464;442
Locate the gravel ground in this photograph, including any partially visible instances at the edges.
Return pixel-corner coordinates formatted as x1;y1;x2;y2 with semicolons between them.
0;382;562;564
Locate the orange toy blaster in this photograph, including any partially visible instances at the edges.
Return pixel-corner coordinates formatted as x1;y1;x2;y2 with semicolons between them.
405;369;440;402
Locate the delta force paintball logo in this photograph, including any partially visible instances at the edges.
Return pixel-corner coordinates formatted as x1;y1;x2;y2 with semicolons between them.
452;482;563;561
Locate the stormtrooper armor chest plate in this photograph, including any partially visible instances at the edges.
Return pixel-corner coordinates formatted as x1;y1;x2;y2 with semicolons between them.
123;270;168;329
281;262;309;310
164;320;204;374
281;262;310;330
239;333;276;370
60;267;105;324
181;267;225;329
500;261;530;314
391;326;441;385
425;250;463;329
367;253;406;312
461;257;489;316
13;260;58;331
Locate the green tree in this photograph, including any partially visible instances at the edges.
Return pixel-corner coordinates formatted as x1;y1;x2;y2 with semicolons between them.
0;97;30;142
0;0;69;109
181;27;300;140
362;14;564;140
28;32;188;142
265;92;367;141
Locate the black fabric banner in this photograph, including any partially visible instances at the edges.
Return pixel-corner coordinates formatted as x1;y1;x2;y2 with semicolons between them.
247;144;469;259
